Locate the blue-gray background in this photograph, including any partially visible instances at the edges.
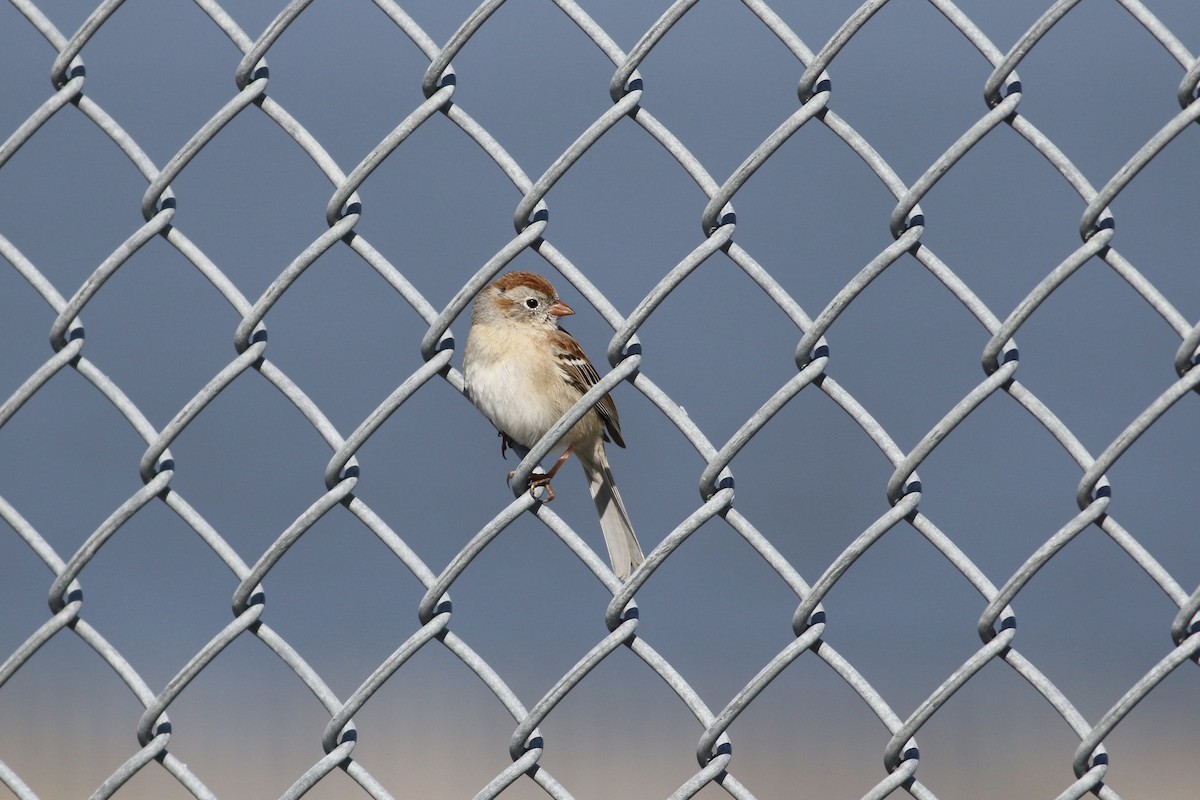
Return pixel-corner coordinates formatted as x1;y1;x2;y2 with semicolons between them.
1;1;1198;798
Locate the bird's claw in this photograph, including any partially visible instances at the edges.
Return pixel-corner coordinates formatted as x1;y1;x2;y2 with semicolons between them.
508;468;556;502
529;472;556;502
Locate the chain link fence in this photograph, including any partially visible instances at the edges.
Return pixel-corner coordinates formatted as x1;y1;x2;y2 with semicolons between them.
1;1;1198;798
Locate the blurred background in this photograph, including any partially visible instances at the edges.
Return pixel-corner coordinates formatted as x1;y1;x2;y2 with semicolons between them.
1;1;1198;798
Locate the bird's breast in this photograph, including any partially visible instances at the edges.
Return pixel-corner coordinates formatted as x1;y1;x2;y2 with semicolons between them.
464;330;564;447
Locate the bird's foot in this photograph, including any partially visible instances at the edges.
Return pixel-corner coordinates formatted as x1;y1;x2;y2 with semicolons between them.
509;468;557;502
528;472;557;501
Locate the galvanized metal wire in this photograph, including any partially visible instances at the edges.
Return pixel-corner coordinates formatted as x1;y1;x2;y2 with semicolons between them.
1;1;1197;799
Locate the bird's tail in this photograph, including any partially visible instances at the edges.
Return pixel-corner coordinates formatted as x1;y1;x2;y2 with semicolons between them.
583;448;644;581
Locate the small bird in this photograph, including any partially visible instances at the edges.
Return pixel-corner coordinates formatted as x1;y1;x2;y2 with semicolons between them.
463;271;644;580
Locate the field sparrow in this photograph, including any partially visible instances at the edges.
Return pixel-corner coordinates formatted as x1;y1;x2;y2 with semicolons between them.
463;271;645;580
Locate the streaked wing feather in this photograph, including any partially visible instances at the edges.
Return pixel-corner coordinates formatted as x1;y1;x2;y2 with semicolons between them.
555;332;625;447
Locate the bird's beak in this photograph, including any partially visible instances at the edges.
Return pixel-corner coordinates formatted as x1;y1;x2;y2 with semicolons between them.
548;300;574;317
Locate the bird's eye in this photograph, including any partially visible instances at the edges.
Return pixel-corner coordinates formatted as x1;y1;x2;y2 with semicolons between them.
525;298;540;309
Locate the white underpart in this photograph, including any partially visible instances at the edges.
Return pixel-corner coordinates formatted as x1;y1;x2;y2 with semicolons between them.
464;324;563;448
